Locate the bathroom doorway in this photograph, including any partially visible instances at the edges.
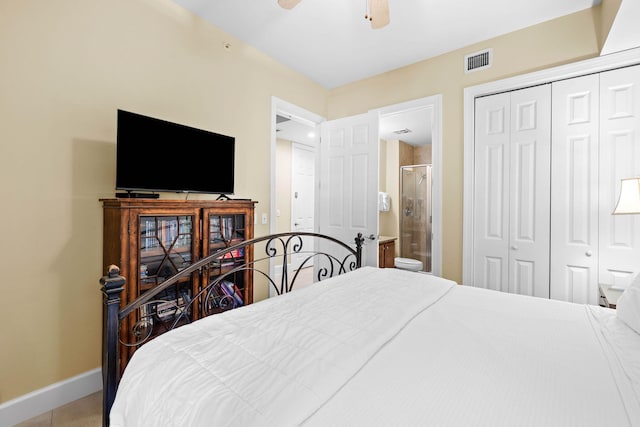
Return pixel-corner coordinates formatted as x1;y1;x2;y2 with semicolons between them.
400;164;432;272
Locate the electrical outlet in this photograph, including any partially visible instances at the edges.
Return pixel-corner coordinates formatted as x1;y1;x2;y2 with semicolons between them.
261;213;268;224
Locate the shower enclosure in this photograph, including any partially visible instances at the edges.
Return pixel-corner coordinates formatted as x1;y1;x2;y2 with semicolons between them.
400;164;432;272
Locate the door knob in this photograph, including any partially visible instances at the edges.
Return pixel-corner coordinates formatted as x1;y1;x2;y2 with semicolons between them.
511;245;518;250
586;250;593;257
368;234;377;241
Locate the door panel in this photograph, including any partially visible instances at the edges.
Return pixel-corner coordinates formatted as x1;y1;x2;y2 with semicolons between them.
550;74;600;304
512;260;535;296
599;64;640;288
509;85;551;298
483;257;505;292
474;93;510;292
351;153;369;228
319;112;379;267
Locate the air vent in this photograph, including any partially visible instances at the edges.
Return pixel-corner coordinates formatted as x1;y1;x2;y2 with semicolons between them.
464;49;492;73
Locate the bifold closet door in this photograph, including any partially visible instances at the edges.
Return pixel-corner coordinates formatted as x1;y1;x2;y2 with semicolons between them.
474;85;551;297
550;74;600;304
474;92;510;292
599;64;640;288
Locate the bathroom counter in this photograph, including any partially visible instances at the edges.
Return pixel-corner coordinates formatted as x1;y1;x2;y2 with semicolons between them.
378;236;397;268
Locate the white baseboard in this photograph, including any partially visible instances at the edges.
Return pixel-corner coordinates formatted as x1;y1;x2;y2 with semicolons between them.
0;368;102;427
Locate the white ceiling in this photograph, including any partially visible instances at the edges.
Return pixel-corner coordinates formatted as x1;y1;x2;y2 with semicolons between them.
379;108;433;145
172;0;601;89
275;115;319;145
601;0;640;55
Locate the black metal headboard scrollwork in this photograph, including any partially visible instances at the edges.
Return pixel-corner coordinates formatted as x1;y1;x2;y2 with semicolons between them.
100;231;364;426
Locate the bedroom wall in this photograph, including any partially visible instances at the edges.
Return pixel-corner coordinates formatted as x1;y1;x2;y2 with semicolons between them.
327;5;613;284
0;0;326;404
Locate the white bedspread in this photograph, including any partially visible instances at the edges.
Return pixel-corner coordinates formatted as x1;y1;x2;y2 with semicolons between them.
110;267;455;426
110;267;640;426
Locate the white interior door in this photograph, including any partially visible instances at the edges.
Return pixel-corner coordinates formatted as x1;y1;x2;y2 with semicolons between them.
474;92;511;292
474;86;550;297
291;142;315;270
550;74;600;304
599;64;640;289
508;85;551;298
319;111;379;267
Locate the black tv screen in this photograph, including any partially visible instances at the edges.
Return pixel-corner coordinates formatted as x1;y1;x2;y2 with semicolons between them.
116;110;235;195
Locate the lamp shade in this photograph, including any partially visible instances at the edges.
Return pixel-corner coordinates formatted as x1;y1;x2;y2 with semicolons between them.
613;177;640;215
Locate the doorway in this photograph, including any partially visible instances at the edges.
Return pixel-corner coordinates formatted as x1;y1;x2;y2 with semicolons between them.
271;99;322;294
376;96;442;276
270;95;443;281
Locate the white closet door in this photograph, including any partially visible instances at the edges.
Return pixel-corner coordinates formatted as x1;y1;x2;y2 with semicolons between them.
599;64;640;288
508;85;551;297
550;74;600;304
474;85;551;296
474;93;510;292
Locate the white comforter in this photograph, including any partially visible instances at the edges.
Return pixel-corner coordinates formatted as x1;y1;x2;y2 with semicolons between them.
110;267;640;426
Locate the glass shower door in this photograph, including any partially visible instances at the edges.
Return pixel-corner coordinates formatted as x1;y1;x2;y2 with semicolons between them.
400;164;432;272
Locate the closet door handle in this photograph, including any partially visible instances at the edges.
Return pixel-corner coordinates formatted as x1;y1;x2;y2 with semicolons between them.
585;250;593;257
511;245;518;250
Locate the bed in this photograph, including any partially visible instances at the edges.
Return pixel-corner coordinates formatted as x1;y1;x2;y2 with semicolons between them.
101;232;640;426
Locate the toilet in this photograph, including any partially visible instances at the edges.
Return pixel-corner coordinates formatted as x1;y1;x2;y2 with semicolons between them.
394;257;423;272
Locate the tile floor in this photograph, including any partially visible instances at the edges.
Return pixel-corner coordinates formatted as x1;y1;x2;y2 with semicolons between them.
15;391;102;427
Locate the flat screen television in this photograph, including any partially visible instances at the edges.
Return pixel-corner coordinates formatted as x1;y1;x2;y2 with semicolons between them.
116;110;235;196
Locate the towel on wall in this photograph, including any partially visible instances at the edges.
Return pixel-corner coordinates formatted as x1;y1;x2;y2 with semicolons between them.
379;192;391;212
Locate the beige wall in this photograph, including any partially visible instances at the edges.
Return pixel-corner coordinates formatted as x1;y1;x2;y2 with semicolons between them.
328;7;609;283
0;0;326;403
0;0;621;406
594;0;623;50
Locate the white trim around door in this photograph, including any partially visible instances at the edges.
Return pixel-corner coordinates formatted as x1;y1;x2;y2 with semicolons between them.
270;95;444;278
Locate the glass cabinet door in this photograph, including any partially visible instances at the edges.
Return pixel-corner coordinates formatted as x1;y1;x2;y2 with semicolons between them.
205;213;247;314
138;215;195;330
209;214;246;250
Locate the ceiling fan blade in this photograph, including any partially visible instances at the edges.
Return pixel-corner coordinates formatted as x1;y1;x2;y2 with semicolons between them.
368;0;390;29
278;0;302;10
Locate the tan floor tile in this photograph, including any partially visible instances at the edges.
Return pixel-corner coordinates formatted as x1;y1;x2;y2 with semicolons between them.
51;391;102;427
14;411;52;427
